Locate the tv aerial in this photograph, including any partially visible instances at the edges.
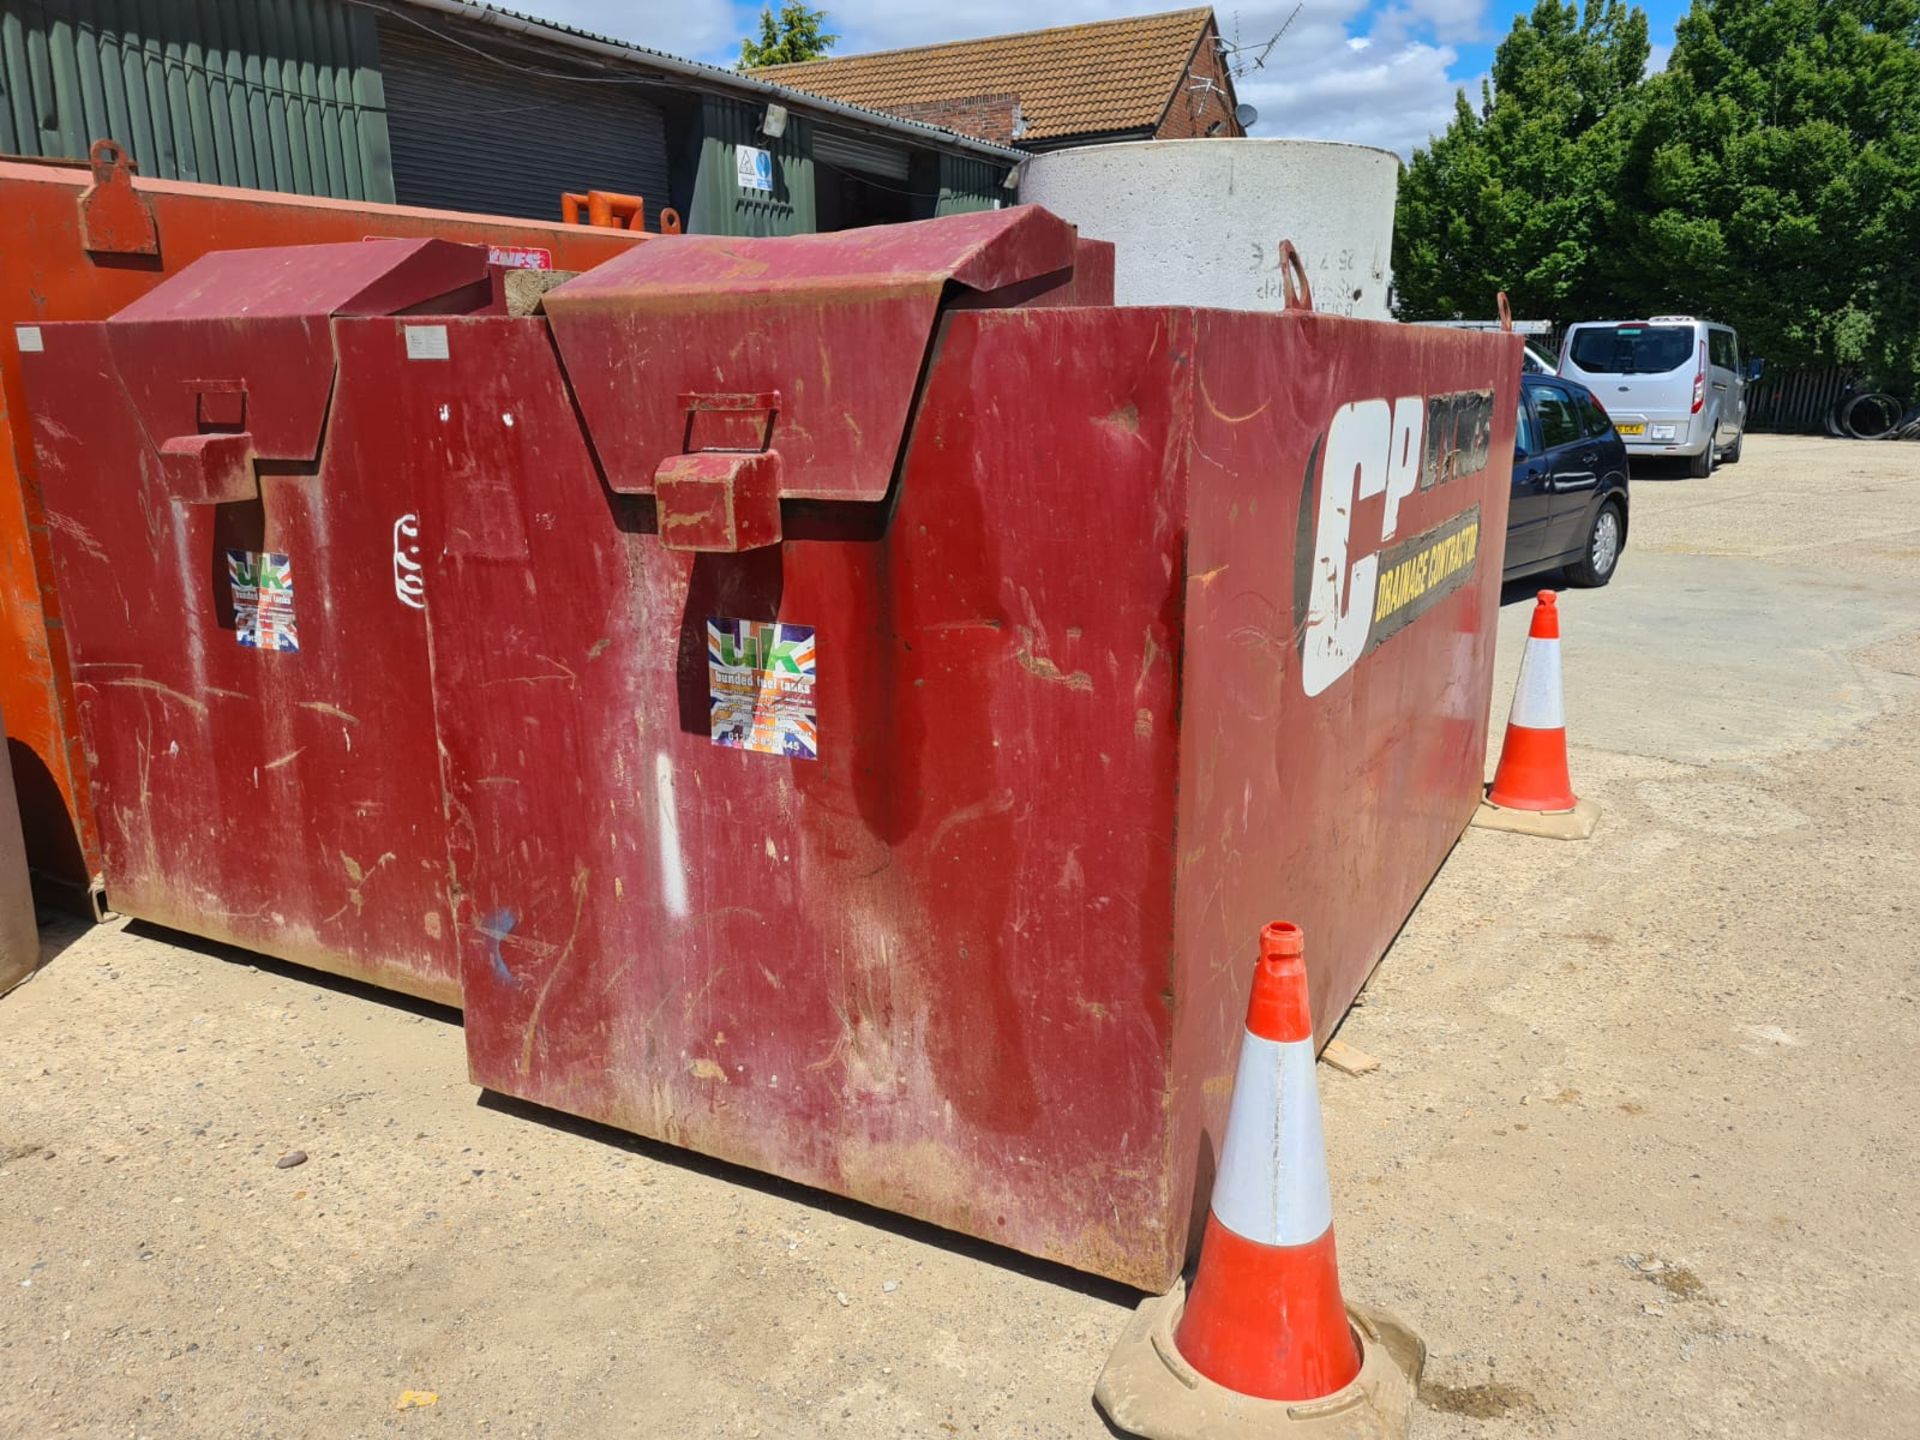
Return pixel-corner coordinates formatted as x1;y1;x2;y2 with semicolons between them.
1220;4;1303;78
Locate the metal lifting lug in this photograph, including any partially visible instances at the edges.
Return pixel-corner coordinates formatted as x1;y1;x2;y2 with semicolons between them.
654;390;784;552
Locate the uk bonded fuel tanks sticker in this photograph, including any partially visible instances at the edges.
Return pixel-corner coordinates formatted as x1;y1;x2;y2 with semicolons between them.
708;619;816;759
227;550;298;652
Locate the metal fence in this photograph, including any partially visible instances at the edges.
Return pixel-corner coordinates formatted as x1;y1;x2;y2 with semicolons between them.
1744;364;1859;435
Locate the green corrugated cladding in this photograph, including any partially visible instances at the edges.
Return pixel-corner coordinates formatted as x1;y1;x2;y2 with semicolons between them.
0;0;395;203
936;153;1004;216
689;93;813;237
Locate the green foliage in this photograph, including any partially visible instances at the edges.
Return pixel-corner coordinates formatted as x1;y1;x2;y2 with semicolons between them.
1394;0;1920;390
1619;0;1920;385
740;3;839;68
1394;2;1650;323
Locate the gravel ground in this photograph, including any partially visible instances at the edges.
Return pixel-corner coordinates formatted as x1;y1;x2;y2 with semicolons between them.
2;434;1916;1439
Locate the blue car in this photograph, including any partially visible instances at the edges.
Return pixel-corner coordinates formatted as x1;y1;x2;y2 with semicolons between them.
1507;373;1631;587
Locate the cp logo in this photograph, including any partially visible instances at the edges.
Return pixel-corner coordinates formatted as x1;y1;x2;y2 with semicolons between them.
1298;397;1425;697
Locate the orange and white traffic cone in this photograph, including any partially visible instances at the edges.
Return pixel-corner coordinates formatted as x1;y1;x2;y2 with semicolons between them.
1474;589;1599;839
1095;923;1422;1440
1175;921;1359;1400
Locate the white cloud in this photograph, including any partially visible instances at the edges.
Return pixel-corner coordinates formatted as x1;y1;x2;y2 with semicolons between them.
1215;2;1477;155
498;0;1487;155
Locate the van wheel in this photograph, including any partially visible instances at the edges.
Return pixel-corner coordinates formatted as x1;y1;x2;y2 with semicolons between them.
1724;430;1743;465
1567;501;1624;588
1688;443;1714;478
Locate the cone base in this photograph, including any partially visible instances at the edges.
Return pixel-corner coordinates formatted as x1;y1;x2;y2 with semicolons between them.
1471;794;1600;841
1175;1217;1360;1401
1095;1284;1423;1440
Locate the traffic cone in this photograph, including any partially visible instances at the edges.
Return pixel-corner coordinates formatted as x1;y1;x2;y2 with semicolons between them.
1473;590;1599;839
1095;923;1422;1440
1174;921;1359;1400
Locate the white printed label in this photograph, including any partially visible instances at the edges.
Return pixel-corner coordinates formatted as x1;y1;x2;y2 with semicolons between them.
404;325;450;361
15;325;43;353
392;514;426;610
487;244;553;271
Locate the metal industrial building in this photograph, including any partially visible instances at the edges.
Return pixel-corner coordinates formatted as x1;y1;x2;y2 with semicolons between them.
0;0;1022;233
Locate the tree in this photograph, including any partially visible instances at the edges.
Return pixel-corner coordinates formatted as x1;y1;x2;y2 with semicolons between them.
740;3;839;68
1393;1;1652;322
1612;0;1920;386
1396;0;1920;390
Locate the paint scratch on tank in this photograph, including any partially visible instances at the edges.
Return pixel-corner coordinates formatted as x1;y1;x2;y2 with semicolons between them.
1014;644;1092;691
48;512;109;563
107;676;207;715
262;747;304;772
298;700;359;725
1197;368;1271;425
518;866;591;1077
483;654;578;688
926;789;1015;859
1057;848;1084;892
1136;626;1164;693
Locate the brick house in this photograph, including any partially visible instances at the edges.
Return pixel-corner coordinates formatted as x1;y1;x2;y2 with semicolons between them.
754;8;1245;151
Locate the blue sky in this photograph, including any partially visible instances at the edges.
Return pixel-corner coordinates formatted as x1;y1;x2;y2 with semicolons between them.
498;1;1692;156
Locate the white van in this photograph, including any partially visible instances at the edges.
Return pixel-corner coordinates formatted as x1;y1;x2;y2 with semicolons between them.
1558;317;1748;476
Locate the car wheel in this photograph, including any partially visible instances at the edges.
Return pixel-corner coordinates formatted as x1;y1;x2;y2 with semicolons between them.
1566;501;1624;588
1688;443;1713;478
1724;429;1743;465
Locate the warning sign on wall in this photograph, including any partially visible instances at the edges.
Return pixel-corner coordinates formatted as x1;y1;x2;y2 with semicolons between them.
708;618;815;759
735;144;775;194
227;550;299;652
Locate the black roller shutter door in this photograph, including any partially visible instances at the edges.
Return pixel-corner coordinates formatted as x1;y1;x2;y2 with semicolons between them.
378;18;670;228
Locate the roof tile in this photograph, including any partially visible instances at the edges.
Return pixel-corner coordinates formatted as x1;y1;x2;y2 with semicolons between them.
755;9;1216;143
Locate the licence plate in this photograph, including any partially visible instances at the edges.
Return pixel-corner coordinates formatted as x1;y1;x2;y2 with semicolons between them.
1615;423;1645;436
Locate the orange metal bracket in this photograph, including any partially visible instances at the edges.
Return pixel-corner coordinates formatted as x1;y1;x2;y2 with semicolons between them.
78;140;159;257
561;190;681;235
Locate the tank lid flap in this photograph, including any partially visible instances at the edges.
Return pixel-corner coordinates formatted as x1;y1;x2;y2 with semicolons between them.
543;206;1080;502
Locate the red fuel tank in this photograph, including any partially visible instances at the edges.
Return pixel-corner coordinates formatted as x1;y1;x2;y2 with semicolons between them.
384;212;1517;1287
22;240;506;1003
0;148;644;919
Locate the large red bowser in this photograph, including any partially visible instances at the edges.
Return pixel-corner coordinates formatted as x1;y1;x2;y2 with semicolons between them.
0;148;646;920
385;207;1517;1289
19;240;518;1005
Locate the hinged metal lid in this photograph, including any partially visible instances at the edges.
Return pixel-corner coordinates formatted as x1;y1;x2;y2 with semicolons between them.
543;205;1080;502
106;238;495;461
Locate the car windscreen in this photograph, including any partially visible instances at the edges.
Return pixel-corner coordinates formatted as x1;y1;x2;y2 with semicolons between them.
1568;325;1694;375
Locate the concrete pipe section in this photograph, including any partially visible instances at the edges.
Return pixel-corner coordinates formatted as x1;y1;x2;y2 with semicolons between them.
1020;138;1401;320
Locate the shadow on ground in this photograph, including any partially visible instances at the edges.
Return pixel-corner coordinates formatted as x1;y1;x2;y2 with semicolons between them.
118;918;462;1027
478;1084;1150;1312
